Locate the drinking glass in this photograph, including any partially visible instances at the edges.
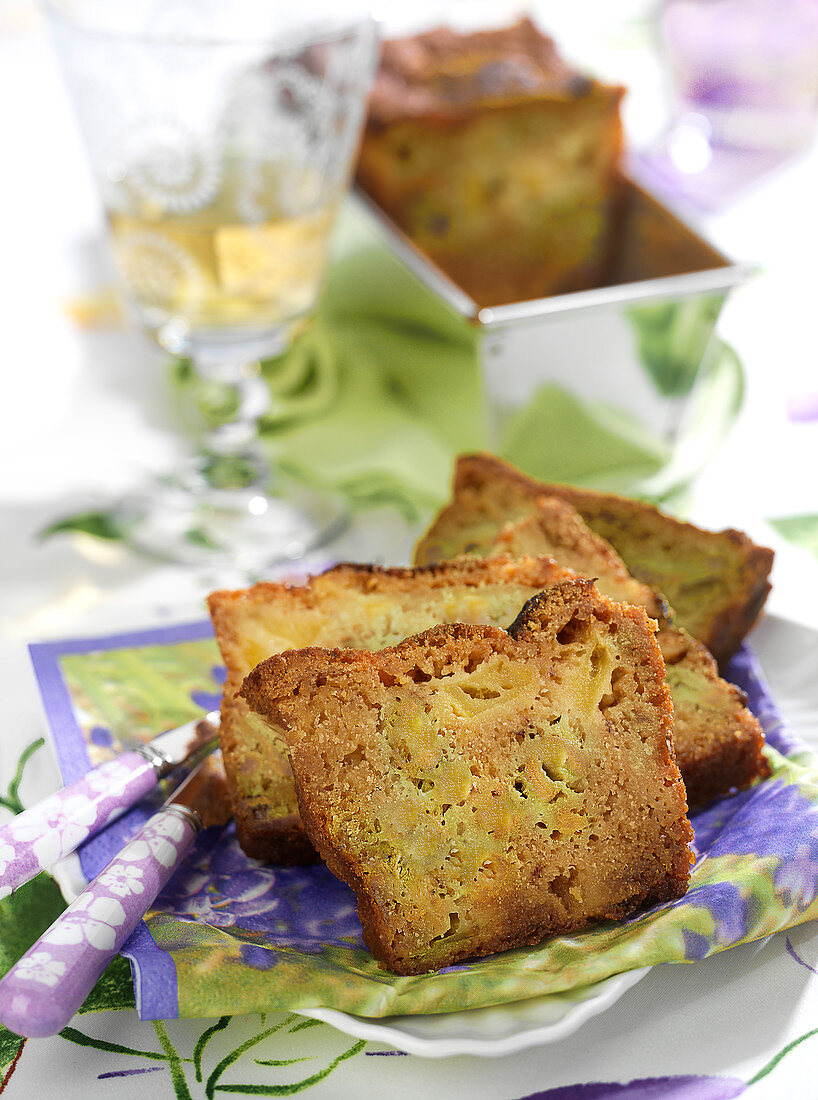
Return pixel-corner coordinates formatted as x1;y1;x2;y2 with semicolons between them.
46;0;378;567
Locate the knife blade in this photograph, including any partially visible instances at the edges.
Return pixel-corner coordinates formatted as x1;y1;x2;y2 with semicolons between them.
0;711;220;899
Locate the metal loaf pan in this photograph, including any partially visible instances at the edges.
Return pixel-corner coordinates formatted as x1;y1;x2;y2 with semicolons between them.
354;177;755;497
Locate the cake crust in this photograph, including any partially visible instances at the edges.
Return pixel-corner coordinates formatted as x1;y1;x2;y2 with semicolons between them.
491;497;671;624
242;579;693;974
367;18;605;126
484;498;770;807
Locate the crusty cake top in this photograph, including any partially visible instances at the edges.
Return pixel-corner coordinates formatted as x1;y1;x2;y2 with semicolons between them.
367;18;621;126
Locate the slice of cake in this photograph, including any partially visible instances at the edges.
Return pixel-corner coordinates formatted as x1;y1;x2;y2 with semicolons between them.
491;496;670;624
652;626;769;807
208;556;580;863
488;501;770;807
241;579;693;975
414;453;774;664
357;18;625;307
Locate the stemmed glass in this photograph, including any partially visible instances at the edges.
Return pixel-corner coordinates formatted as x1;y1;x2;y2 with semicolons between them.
45;0;378;568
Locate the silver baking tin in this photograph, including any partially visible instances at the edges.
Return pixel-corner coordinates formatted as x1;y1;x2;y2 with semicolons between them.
353;175;754;495
353;177;755;329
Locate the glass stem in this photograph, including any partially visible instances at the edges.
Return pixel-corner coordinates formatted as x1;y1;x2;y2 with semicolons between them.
193;358;272;491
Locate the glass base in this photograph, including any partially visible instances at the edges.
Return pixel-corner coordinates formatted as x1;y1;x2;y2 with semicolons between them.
115;476;348;571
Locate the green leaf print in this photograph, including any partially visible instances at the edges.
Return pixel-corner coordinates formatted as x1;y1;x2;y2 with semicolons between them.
0;738;44;816
38;511;128;543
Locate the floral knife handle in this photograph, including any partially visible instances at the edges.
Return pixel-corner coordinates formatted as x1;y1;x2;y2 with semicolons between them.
0;753;159;899
0;804;201;1038
0;713;218;898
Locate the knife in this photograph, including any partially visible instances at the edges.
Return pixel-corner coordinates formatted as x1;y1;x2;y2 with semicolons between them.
0;758;222;1038
0;711;220;899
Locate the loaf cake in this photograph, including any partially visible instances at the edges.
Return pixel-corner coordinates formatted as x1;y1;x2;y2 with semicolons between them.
208;556;584;863
241;579;694;974
414;453;774;664
357;19;625;307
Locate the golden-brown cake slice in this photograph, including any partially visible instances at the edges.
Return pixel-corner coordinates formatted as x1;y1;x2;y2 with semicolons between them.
414;453;774;664
241;579;694;975
488;501;770;807
357;19;625;307
653;626;769;806
208;556;580;863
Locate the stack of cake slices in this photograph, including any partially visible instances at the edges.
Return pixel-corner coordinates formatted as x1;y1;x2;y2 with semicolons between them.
208;453;774;976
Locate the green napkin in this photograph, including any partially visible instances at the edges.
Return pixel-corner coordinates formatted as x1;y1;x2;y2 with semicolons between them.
501;383;671;491
256;204;485;521
768;515;818;562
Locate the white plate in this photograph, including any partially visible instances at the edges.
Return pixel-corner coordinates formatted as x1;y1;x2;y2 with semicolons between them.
294;613;818;1058
296;967;651;1058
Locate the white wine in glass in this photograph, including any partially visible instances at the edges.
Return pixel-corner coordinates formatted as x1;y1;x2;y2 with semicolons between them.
46;0;378;568
108;158;341;341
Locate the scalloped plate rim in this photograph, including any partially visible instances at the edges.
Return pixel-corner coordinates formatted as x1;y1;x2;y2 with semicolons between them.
293;966;652;1058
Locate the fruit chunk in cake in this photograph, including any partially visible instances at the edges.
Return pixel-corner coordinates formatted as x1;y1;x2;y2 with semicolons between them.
241;580;693;974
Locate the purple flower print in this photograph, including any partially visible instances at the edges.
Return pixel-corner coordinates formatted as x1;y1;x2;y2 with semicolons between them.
691;778;818;904
786;936;818;974
726;645;802;758
239;943;279;971
517;1077;745;1099
190;690;223;712
773;845;818;911
690;793;756;856
90;725;113;748
685;879;747;947
730;780;818;859
157;829;285;930
618;872;749;954
640;777;818;957
156;825;363;950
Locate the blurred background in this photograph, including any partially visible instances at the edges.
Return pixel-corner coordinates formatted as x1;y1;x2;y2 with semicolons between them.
0;0;817;622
